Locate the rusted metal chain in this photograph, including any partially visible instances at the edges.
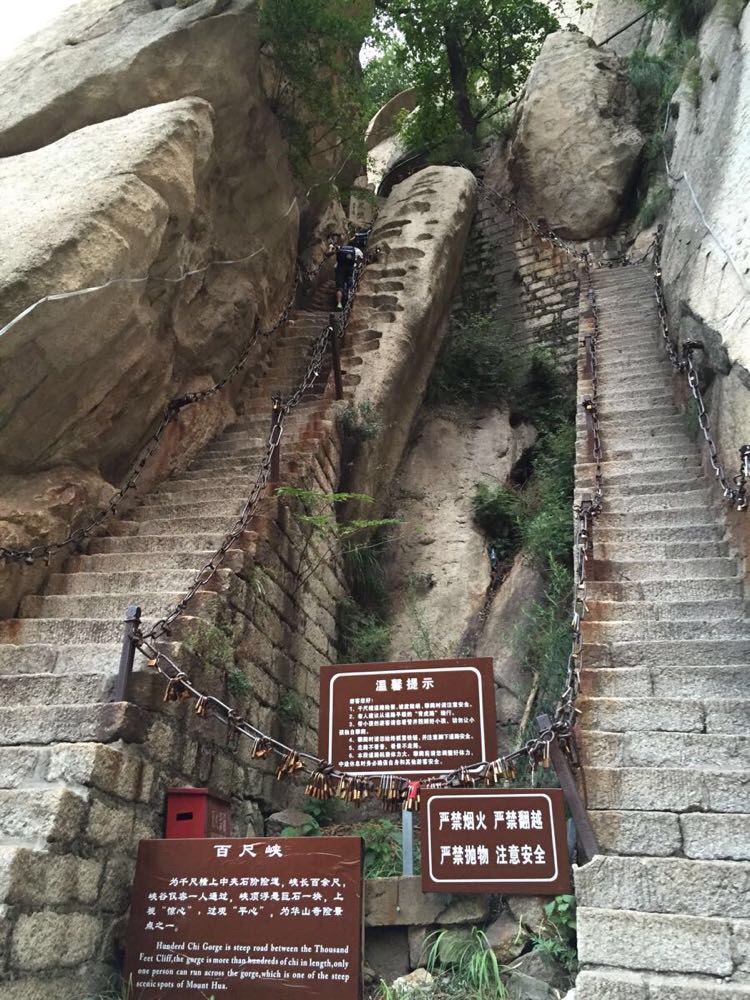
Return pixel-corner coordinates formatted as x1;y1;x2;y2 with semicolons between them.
652;226;748;510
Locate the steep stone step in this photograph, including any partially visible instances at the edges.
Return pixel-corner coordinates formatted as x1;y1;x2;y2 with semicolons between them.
592;541;729;562
596;509;719;529
68;551;217;572
576;906;748;978
585;596;744;622
87;533;232;554
579;730;750;770
583;620;748;643
585;766;750;813
576;856;750;918
129;499;244;521
1;702;147;746
0;644;121;676
19;591;215;621
594;525;723;545
45;570;203;595
582;664;750;699
577;968;750;1000
0;673;114;706
587;579;742;602
586;638;750;667
601;490;713;513
579;696;748;734
589;809;750;861
0;619;134;646
605;475;707;496
591;556;738;582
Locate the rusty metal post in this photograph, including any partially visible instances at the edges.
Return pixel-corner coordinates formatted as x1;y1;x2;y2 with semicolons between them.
582;335;594;379
581;397;596;462
329;315;344;401
270;395;282;485
115;605;142;702
536;713;600;864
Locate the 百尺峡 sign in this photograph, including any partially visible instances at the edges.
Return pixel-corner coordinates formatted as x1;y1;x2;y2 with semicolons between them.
124;836;363;999
420;788;570;895
319;658;497;779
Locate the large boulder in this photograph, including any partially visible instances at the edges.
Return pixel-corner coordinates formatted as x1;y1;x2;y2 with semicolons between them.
510;30;644;239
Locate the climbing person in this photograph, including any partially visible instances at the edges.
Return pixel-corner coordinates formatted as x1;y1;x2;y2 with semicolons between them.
327;235;363;310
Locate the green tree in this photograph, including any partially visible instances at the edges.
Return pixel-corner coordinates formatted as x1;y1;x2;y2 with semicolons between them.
258;0;372;181
372;0;561;145
363;35;415;111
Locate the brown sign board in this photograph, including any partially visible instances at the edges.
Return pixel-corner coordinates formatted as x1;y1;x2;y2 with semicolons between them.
124;837;363;1000
420;788;571;895
319;658;497;779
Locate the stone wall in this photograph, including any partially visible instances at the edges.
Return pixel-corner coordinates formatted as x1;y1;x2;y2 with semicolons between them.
454;144;580;372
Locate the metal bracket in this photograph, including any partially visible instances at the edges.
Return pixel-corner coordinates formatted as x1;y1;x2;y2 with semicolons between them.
115;605;142;702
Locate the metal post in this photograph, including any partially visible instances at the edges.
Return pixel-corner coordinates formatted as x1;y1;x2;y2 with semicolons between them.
536;713;600;864
401;807;414;877
270;396;282;485
115;605;142;702
581;397;596;462
329;316;344;401
582;335;594;379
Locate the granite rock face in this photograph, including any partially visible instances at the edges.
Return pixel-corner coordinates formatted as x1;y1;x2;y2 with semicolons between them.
658;2;750;486
510;30;644;239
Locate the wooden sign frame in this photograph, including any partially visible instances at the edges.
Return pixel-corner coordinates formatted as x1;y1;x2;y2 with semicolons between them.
318;657;497;779
420;788;571;895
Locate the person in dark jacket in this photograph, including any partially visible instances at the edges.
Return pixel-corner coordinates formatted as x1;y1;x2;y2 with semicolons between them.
327;235;364;310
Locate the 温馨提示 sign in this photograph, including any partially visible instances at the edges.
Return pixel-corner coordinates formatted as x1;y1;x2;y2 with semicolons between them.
318;658;497;779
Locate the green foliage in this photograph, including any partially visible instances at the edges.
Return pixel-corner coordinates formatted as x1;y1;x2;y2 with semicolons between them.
363;36;415;110
637;183;672;228
183;622;234;674
372;0;559;147
428;312;572;427
426;928;507;998
335;399;382;442
520;422;576;568
530;894;578;973
338;600;392;662
472;484;522;561
258;0;370;181
359;818;404;877
226;668;251;700
278;689;306;725
281;798;340;837
427;312;527;405
82;979;133;1000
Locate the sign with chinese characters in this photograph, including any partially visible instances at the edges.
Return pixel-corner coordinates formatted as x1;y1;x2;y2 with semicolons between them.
124;837;363;999
420;788;571;895
319;658;497;779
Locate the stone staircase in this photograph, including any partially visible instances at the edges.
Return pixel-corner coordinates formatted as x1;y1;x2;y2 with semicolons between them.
574;266;750;998
0;275;360;992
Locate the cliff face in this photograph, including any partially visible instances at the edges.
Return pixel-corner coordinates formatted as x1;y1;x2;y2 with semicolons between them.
0;0;353;614
659;3;750;485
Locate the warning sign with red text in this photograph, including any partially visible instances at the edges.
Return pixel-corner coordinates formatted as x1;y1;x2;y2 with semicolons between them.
420;788;570;895
319;658;497;779
124;837;363;999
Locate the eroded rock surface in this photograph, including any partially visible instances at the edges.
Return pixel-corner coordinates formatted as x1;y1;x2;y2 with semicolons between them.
346;166;478;511
659;3;750;480
386;406;535;661
510;30;643;239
